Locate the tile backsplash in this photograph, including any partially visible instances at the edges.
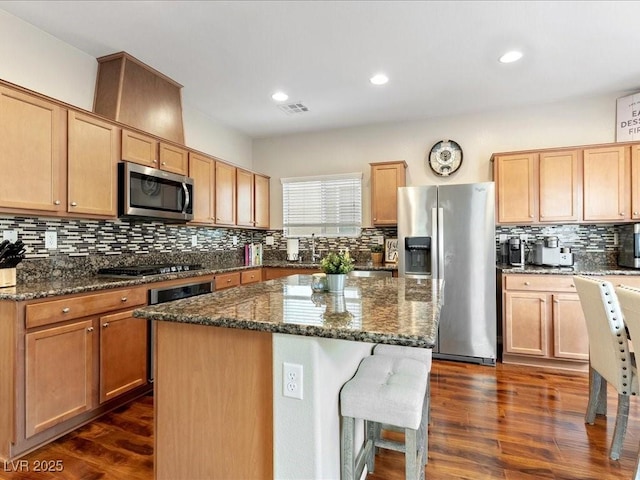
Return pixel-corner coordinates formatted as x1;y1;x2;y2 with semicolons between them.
1;214;629;280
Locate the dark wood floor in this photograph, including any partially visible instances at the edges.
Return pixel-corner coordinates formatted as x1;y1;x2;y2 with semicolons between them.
2;360;639;479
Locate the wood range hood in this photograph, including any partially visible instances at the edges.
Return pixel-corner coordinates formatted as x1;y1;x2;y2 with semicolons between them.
93;51;185;145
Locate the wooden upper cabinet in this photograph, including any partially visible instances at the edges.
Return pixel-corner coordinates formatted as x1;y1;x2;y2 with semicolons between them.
159;142;188;175
0;85;65;213
99;309;148;404
538;149;580;222
122;129;159;168
188;152;215;225
494;153;537;224
370;161;407;226
67;111;119;217
631;144;640;219
254;174;270;229
582;145;629;222
236;168;255;227
215;161;236;226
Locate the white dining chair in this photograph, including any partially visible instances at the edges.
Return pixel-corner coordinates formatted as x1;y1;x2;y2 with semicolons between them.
614;284;640;479
574;275;639;460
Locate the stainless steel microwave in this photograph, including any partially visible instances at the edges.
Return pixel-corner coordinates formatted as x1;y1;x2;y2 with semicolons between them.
118;161;194;222
619;223;640;268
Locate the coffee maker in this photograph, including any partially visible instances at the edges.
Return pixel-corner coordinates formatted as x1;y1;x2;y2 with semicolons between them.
508;237;525;266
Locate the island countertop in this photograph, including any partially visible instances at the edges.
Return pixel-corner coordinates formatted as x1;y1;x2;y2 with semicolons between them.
134;274;443;348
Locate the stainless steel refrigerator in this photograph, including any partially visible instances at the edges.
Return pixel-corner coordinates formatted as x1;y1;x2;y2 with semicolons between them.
398;182;496;365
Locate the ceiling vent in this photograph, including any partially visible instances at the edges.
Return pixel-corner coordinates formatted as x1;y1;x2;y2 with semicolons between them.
278;102;310;115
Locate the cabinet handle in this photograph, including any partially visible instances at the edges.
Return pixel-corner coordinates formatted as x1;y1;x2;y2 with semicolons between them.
162;161;167;166
570;284;575;288
373;217;377;221
102;322;109;328
70;202;77;207
529;215;534;218
54;200;61;205
620;212;625;216
87;327;94;332
62;307;70;313
227;278;232;283
524;282;530;286
635;212;639;216
121;297;128;302
153;159;158;163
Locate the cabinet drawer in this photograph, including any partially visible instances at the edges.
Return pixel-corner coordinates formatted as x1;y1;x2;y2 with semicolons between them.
26;288;146;329
241;269;262;285
504;274;577;292
607;275;640;289
215;272;241;290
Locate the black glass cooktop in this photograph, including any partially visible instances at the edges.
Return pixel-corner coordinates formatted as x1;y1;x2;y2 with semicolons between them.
97;264;203;277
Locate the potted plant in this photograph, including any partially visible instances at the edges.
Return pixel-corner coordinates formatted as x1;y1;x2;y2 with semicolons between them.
320;250;354;293
370;245;384;264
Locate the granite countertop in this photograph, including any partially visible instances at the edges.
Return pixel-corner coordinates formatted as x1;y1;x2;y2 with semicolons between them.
497;263;640;276
134;275;442;348
263;260;398;271
0;262;397;302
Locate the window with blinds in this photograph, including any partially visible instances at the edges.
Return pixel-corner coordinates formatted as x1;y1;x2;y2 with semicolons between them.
281;172;362;237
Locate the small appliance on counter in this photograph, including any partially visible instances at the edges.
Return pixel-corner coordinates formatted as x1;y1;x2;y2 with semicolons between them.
532;236;574;267
508;237;525;266
619;223;640;268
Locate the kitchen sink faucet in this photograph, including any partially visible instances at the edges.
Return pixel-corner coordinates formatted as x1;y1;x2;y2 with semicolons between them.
311;233;321;262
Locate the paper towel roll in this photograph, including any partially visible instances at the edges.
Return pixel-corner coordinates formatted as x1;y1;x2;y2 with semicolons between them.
287;238;299;261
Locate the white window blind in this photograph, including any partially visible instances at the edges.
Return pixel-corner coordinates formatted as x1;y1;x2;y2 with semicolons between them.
281;172;362;237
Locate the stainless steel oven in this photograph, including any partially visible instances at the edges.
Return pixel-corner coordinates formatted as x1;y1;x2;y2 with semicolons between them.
147;280;213;382
119;161;194;222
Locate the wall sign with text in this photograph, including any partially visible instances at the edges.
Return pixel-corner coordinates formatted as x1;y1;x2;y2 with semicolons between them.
617;92;640;141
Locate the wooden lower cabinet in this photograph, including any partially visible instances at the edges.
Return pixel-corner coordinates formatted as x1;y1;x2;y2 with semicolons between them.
263;267;321;281
502;274;589;370
25;319;94;437
99;310;148;403
0;286;151;461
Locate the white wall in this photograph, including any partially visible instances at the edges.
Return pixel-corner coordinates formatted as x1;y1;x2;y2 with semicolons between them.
0;9;252;169
254;94;619;229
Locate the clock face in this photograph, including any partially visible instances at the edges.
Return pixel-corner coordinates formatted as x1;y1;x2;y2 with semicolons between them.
428;140;463;176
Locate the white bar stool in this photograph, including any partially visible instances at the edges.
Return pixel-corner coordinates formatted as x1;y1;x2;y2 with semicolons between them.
373;343;432;464
340;354;428;480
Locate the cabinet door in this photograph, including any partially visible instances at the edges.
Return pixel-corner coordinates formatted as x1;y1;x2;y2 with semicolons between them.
189;152;215;225
236;169;255;227
215;272;241;290
99;310;148;403
215;161;236;225
370;162;406;226
494;153;537;223
583;145;629;221
0;86;65;212
503;291;548;356
67;111;118;217
25;319;94;437
539;150;579;222
552;294;589;361
631;144;640;219
159;142;188;175
254;174;270;229
122;129;158;167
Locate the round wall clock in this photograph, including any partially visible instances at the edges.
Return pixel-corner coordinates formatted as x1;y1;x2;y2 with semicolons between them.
428;140;463;176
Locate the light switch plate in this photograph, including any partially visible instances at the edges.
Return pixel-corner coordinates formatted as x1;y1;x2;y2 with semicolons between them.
191;235;198;247
2;230;17;242
265;236;275;246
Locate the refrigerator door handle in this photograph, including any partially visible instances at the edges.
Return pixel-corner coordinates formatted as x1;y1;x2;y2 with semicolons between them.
431;207;438;278
438;207;444;279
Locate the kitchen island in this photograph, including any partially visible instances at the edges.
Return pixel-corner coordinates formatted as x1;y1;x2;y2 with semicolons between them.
134;274;442;480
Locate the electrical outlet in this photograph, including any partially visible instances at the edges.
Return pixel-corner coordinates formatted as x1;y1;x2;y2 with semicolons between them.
519;234;528;242
45;231;57;249
374;235;384;245
232;235;238;246
283;362;303;400
2;230;17;242
265;235;275;246
191;234;198;247
499;234;507;242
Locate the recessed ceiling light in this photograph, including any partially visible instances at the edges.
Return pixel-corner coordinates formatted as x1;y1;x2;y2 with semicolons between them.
370;74;389;86
272;91;289;102
499;51;523;64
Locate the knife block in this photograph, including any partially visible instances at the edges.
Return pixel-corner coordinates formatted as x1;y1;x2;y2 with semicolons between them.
0;268;16;288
